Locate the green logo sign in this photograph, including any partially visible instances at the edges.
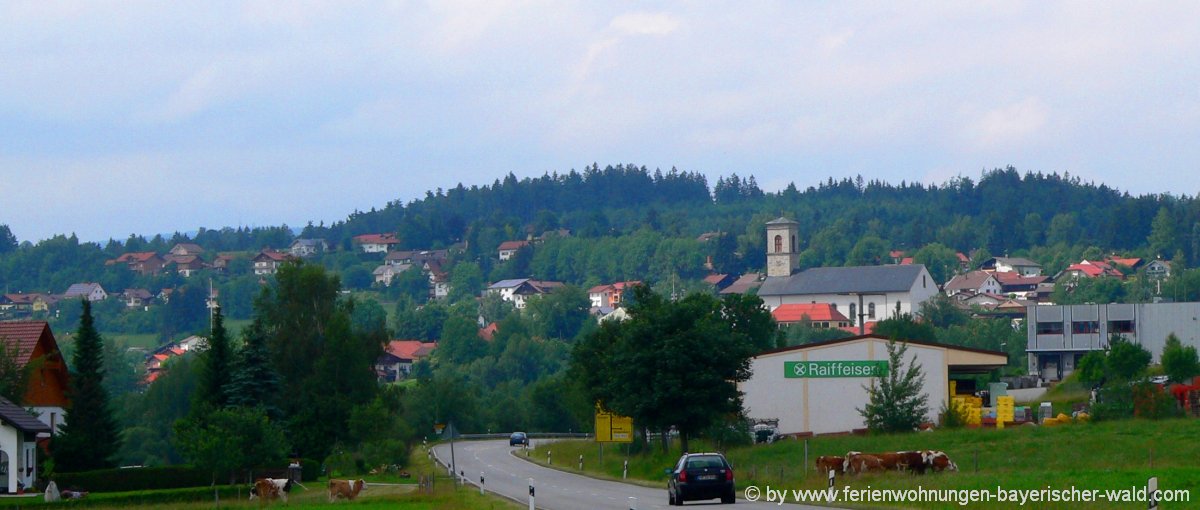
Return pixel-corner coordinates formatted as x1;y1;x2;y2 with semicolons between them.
784;361;888;378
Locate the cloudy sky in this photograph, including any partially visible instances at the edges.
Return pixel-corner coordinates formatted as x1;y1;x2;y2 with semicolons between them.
3;1;1200;243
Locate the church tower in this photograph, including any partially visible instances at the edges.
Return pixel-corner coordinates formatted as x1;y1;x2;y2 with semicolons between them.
765;217;799;277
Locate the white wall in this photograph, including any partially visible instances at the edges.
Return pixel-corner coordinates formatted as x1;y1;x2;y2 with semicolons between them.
741;338;948;436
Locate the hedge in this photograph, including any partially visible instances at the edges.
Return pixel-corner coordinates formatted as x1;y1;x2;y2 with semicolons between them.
51;466;211;493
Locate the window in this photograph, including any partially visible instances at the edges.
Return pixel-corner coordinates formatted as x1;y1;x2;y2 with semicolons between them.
923;275;927;288
1109;320;1135;333
774;235;783;253
791;235;797;253
1036;322;1065;335
849;303;857;323
868;303;876;319
1072;321;1099;334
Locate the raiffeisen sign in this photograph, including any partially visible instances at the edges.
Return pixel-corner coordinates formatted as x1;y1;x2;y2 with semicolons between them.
783;360;888;378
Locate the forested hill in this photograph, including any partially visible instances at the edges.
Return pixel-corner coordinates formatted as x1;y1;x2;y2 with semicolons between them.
2;165;1198;295
306;164;1197;273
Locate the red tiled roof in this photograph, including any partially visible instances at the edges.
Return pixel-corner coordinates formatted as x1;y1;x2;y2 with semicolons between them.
498;240;530;251
353;233;399;245
0;321;50;365
703;274;729;285
900;257;914;265
837;322;878;335
386;340;436;360
992;272;1049;285
1107;257;1142;268
254;250;290;262
772;304;850;323
889;250;906;258
957;252;970;263
479;323;498;342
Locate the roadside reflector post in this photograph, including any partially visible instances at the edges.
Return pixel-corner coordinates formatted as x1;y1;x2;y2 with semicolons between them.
480;472;485;495
628;496;637;510
1148;477;1159;510
827;469;835;501
804;440;809;478
623;460;628;479
528;478;535;510
547;450;552;465
579;454;584;470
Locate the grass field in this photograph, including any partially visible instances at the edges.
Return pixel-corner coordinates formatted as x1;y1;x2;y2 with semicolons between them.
17;449;520;510
528;419;1200;509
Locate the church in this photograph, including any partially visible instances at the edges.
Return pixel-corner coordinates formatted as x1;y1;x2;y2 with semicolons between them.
756;217;938;326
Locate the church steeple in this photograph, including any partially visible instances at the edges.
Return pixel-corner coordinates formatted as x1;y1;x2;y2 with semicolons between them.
765;217;799;277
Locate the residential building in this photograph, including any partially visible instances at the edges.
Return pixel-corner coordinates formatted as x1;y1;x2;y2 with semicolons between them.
771;303;851;329
122;288;153;308
106;252;165;276
1027;302;1200;380
168;243;205;257
353;233;399;254
980;257;1043;276
758;265;938;323
1055;259;1123;280
0;322;70;437
62;283;107;302
486;279;564;309
719;273;763;295
992;272;1050;300
165;254;206;278
1144;259;1172;279
0;396;49;493
587;281;641;309
385;249;449;267
289;238;329;258
943;271;1003;297
210;253;240;273
373;264;405;286
702;273;737;292
252;250;291;275
375;340;436;383
497;240;530;261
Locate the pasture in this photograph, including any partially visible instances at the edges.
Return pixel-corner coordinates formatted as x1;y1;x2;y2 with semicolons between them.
528;418;1200;509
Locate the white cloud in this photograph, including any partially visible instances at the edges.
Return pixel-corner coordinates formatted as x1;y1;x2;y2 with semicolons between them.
970;97;1049;149
609;12;680;36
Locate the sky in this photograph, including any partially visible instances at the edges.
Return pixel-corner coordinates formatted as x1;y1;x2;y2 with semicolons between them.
3;1;1200;243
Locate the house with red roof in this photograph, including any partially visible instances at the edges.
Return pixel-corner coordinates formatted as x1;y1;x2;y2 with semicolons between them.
0;322;70;436
497;240;530;261
253;250;292;275
587;281;642;309
944;271;1003;297
1056;259;1124;280
771;303;852;329
353;233;400;254
375;340;437;382
106;251;166;275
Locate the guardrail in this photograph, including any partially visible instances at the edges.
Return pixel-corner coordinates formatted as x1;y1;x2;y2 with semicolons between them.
456;432;592;440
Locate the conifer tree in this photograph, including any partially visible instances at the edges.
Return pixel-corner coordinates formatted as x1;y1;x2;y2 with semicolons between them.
859;340;929;433
53;299;122;472
196;306;232;409
226;321;282;419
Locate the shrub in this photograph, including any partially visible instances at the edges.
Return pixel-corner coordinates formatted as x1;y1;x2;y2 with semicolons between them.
1132;382;1181;420
50;465;211;492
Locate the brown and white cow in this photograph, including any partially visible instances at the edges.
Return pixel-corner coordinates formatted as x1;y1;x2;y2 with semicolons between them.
251;479;284;504
816;455;845;475
328;478;367;502
844;453;885;474
921;450;958;472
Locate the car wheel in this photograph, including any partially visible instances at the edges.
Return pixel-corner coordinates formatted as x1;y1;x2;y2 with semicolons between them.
668;491;675;506
722;490;735;504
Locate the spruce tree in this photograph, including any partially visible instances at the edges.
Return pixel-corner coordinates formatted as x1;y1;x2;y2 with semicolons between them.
53;299;122;472
858;340;929;433
196;306;233;409
227;321;282;419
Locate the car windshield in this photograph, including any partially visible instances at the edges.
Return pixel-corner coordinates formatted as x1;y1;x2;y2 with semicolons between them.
685;456;725;469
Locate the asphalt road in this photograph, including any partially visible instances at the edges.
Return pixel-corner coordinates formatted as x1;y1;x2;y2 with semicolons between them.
431;439;832;510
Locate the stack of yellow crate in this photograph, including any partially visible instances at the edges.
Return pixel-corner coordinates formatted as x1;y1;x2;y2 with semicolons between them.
996;396;1015;429
952;396;982;426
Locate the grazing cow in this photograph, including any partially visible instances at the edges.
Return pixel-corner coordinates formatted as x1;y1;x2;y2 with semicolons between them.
922;450;958;472
328;478;367;502
816;456;845;475
894;451;928;474
250;478;292;502
845;453;885;474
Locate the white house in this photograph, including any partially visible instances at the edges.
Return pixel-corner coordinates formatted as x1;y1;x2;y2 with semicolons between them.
485;278;563;309
353;233;399;254
252;250;290;275
0;397;49;493
62;282;107;302
289;238;329;258
943;271;1003;297
757;265;939;324
373;264;406;286
740;335;1006;436
980;257;1043;276
497;240;530;261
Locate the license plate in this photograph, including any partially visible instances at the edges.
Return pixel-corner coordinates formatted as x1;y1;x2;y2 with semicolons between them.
698;475;717;481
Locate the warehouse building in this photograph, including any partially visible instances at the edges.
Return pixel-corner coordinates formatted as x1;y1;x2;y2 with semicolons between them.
1026;302;1200;381
740;335;1007;436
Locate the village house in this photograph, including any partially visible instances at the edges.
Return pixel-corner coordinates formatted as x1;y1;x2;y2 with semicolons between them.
289;238;329;258
353;233;400;254
252;250;291;275
165;254;207;278
943;271;1003;297
106;252;166;276
62;282;107;302
0;397;49;494
373;264;405;286
1144;259;1172;279
1055;259;1124;280
486;279;564;309
979;256;1043;276
0;322;70;437
497;240;530;261
385;249;449;267
168;243;205;257
122;288;154;308
770;303;852;329
375;340;437;383
587;281;641;309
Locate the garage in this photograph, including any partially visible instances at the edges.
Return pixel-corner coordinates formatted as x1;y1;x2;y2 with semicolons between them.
740;334;1007;436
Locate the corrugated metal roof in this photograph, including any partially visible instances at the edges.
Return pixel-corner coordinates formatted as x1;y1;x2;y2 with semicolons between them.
758;265;927;296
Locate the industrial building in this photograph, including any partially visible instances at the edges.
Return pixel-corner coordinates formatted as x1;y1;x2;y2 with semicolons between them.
1026;302;1200;380
740;335;1007;436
